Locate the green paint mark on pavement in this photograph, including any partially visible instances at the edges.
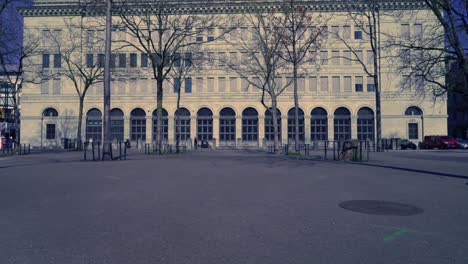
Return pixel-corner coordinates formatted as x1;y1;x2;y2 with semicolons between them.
383;228;410;242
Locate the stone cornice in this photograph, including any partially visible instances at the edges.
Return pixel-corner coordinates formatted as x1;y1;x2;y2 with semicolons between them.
19;0;428;17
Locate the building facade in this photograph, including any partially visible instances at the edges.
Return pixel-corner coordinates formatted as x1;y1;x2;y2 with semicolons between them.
19;0;447;148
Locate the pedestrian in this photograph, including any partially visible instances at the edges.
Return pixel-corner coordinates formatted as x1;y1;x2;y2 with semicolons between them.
194;137;198;150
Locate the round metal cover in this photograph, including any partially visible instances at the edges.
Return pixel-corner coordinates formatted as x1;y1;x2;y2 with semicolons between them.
339;200;423;216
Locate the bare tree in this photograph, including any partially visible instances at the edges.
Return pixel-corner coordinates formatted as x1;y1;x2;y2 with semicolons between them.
278;0;326;151
336;0;382;148
116;0;230;150
225;8;291;152
49;16;106;148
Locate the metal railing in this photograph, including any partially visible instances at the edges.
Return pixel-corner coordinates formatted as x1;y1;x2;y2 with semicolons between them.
83;141;127;161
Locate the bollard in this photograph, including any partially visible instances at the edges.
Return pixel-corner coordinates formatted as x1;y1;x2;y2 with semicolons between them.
124;142;127;160
359;141;363;161
97;141;101;161
324;141;328;160
333;141;336;160
92;141;95;161
119;142;122;160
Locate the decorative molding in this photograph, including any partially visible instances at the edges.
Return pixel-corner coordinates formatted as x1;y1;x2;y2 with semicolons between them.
19;0;429;17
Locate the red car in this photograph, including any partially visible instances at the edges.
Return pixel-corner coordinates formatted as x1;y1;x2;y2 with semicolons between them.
419;135;459;149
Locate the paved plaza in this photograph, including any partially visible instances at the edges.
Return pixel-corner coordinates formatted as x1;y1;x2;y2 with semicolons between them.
0;149;467;264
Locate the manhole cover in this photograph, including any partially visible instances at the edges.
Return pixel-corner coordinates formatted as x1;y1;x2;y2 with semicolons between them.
339;200;423;216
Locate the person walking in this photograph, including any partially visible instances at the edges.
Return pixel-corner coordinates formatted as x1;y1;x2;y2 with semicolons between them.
194;138;198;150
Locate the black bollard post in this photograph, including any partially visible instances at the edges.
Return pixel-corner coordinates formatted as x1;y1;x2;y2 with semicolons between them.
83;142;87;161
324;141;328;160
359;141;363;161
333;141;336;160
97;141;101;161
92;141;95;161
119;142;122;160
124;142;127;160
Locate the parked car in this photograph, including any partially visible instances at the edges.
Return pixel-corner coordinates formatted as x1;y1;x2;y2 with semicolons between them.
420;135;459;149
201;140;209;149
457;139;468;149
400;139;417;150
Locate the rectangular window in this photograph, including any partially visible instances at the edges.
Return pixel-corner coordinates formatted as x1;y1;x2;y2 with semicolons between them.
86;54;93;68
196;77;203;92
229;77;238;93
207;77;214;92
367;76;375;92
173;78;181;93
414;24;423;42
86;30;94;46
185;77;192;93
309;50;317;65
355;76;363;92
366;50;374;65
320;50;328;65
343;50;351;65
308;76;317;92
41;79;49;94
46;124;56;139
229;52;237;66
344;76;352;92
174;53;181;67
185;53;192;67
218;77;226;92
207;28;214;42
196;28;203;42
321;26;328;38
320;76;328;92
343;26;350;39
241;78;249;92
331;50;340;65
130;53;137;67
53;54;61;68
401;24;410;40
207;52;215;67
298;77;305;92
356;50;363;64
98;53;105;68
354;30;363;39
52;78;61;94
42;54;50;68
408;123;418;139
118;54;126;68
331;26;339;37
332;76;340;92
110;54;116;68
141;53;148;67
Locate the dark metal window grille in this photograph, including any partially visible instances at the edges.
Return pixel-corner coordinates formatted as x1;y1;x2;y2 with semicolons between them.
311;116;327;140
153;117;168;141
86;118;102;141
220;117;236;141
175;117;190;141
130;117;146;141
242;117;258;141
287;117;305;141
265;116;281;141
110;119;124;141
197;118;213;140
357;117;374;140
333;117;351;140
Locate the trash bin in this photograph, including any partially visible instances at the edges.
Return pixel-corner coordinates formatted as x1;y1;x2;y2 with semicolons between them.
201;140;209;148
62;138;69;149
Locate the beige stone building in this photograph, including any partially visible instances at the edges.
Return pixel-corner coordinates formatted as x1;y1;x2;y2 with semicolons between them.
19;0;447;148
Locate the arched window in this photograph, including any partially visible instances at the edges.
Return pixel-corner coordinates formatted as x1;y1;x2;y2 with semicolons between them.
287;108;305;141
334;107;351;140
219;108;236;142
130;108;146;141
42;108;58;117
405;106;423;116
311;107;328;141
405;106;423;140
357;107;375;141
152;108;168;142
86;108;102;141
242;107;258;141
175;108;191;141
265;108;281;141
110;108;124;141
197;108;213;140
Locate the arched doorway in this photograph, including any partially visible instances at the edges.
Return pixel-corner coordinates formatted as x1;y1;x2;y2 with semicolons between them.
197;108;213;140
334;107;351;140
86;108;102;141
219;107;236;144
110;108;124;141
311;107;328;141
357;107;375;141
152;108;168;142
242;107;258;142
130;108;146;141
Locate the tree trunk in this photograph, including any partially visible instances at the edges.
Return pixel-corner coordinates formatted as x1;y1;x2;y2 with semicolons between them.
271;96;279;153
293;62;300;152
77;97;84;150
156;72;164;154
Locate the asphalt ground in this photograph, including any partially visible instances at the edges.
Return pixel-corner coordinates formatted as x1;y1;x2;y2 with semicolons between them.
0;149;467;264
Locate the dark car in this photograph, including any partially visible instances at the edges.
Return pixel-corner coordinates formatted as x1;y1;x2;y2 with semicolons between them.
420;135;458;149
201;140;209;148
400;139;417;150
457;139;468;149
